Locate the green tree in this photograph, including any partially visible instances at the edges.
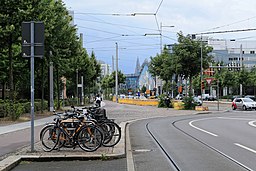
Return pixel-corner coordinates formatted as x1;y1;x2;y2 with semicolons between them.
149;46;175;92
173;32;213;94
101;71;126;89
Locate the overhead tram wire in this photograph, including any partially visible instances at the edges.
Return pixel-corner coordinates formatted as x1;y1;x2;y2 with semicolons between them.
194;28;256;36
200;15;256;32
75;17;159;32
75;11;160;37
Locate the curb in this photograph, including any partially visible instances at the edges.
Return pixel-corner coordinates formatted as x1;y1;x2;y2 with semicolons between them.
0;122;128;171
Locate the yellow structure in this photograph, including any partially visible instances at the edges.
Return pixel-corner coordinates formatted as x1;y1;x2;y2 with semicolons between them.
173;101;184;110
195;106;209;111
118;98;158;106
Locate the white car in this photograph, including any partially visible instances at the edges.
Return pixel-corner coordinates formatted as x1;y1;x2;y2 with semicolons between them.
232;98;256;110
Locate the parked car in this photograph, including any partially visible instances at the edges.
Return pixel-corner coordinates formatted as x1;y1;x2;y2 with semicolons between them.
232;97;256;110
231;95;242;101
175;94;184;100
208;95;217;101
244;95;256;101
193;96;202;106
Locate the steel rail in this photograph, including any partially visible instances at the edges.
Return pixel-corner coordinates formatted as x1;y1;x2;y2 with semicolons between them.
172;118;253;171
146;122;180;171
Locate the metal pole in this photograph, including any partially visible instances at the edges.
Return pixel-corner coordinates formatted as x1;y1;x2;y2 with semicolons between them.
160;22;162;53
240;44;243;96
200;34;203;105
49;61;54;111
76;69;79;105
30;22;35;152
217;79;220;111
81;76;84;105
115;42;119;103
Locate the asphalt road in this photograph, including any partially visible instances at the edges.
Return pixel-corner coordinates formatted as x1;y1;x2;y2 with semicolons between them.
2;100;240;171
130;111;256;171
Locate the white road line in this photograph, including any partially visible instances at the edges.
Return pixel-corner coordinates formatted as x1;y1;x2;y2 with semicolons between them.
218;117;254;121
248;120;256;128
234;143;256;154
189;119;218;137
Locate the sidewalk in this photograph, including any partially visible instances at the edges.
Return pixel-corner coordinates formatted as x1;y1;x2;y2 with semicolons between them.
0;101;229;171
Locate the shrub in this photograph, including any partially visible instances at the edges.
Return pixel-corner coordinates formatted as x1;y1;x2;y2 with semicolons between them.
158;94;172;108
12;103;25;120
0;104;6;117
183;95;197;110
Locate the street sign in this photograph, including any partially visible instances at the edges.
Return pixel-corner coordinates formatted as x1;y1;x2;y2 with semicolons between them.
205;78;214;85
22;22;44;58
21;21;44;152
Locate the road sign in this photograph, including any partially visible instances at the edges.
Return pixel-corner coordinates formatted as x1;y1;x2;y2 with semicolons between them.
22;22;44;58
21;21;44;152
205;78;214;85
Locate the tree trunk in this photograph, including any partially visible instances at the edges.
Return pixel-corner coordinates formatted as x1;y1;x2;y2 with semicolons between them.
189;76;193;95
8;35;14;101
56;67;60;109
1;82;5;100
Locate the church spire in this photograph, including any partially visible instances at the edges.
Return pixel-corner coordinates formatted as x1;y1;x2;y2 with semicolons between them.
135;57;141;76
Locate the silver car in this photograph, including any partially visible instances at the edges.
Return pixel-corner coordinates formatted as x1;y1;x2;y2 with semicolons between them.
232;98;256;110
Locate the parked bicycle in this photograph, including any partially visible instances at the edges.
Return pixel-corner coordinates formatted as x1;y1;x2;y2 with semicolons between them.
40;105;121;152
40;111;103;152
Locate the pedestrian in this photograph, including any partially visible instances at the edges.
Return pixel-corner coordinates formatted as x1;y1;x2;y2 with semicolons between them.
95;94;102;107
164;95;170;109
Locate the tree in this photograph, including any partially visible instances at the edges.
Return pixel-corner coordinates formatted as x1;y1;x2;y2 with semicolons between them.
101;71;126;89
149;46;175;85
172;32;213;94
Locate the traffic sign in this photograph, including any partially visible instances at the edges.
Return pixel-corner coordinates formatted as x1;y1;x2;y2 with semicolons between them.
205;78;214;85
22;22;44;58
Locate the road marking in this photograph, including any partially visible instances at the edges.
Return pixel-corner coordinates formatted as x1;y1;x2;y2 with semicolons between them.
234;143;256;154
218;117;254;121
248;120;256;128
189;119;218;137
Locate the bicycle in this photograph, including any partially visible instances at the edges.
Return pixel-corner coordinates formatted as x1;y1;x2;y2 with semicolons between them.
40;111;103;152
73;105;121;147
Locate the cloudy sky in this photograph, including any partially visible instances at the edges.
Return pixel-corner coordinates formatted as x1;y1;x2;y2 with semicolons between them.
62;0;256;74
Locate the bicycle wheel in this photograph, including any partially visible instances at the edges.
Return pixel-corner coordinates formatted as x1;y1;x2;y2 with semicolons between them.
77;125;103;152
101;122;121;147
40;125;59;152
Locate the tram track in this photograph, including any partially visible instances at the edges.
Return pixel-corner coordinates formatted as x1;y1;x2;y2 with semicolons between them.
145;117;253;171
172;118;253;171
146;122;181;171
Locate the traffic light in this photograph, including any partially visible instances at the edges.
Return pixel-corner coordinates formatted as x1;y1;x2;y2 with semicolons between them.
201;81;205;90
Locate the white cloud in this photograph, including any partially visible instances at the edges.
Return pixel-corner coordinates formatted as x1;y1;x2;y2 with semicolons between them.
63;0;256;73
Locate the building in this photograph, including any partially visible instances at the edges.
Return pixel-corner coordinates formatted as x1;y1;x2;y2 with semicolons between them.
138;59;155;91
208;39;256;69
98;60;110;78
123;57;156;95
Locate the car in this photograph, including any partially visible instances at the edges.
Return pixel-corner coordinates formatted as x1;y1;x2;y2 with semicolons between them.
175;94;184;100
193;96;202;106
119;94;126;99
244;95;256;101
231;95;242;101
232;97;256;110
208;95;217;101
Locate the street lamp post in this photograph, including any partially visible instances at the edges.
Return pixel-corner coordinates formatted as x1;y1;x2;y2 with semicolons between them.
160;22;174;53
200;34;203;105
115;42;118;103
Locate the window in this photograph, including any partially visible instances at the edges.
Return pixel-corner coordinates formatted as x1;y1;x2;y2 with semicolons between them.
250;51;255;54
